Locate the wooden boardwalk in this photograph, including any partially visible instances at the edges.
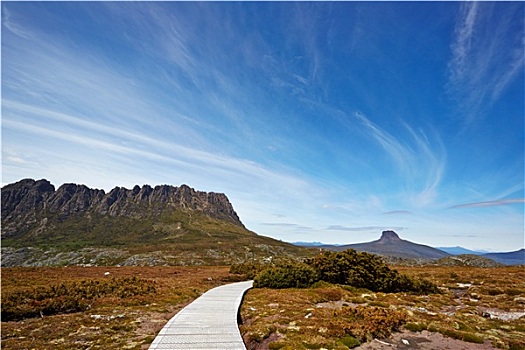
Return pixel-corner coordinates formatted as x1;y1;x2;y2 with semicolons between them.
149;280;253;350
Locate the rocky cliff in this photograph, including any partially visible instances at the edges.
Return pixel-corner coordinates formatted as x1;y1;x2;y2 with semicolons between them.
1;179;309;266
1;179;243;239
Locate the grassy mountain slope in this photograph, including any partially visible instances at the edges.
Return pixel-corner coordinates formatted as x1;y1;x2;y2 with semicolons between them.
1;208;309;266
1;179;309;266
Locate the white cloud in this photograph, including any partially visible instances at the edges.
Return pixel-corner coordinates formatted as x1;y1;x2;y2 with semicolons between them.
450;198;525;209
353;112;446;208
327;225;406;232
447;2;525;123
382;210;412;216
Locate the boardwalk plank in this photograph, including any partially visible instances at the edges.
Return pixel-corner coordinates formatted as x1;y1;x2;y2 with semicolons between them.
149;280;253;350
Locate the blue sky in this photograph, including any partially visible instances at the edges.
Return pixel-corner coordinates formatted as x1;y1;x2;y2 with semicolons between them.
2;2;524;251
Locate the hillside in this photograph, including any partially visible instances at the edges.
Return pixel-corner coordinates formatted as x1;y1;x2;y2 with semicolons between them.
483;249;525;266
436;246;486;255
324;230;450;260
434;254;503;267
1;179;308;266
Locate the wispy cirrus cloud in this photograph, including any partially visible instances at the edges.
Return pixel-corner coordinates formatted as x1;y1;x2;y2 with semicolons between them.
1;3;314;206
447;2;525;124
353;112;446;207
327;225;406;232
261;223;314;231
450;198;525;209
382;210;412;216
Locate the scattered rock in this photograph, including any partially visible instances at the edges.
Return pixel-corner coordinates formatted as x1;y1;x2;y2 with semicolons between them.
478;307;525;321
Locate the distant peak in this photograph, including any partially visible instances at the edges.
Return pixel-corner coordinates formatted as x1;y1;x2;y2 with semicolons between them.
379;230;401;241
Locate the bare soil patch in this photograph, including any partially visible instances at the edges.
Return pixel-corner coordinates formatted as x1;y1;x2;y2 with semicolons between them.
355;330;499;350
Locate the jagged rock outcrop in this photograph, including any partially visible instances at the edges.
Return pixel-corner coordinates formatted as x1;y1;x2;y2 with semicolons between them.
1;179;243;238
1;179;310;267
1;179;56;237
377;230;401;243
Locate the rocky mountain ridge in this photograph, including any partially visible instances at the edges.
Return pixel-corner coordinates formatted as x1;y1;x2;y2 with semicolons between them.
2;179;243;239
1;179;308;266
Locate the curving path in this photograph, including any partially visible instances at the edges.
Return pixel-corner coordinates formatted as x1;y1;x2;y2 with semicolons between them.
149;280;253;350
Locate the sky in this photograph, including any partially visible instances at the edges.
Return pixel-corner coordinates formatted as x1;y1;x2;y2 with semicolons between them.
2;1;524;251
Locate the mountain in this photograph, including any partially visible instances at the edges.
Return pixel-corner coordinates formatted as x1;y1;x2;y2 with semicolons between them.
435;254;503;267
1;178;243;238
436;246;487;255
1;179;307;266
293;241;343;247
482;249;525;265
324;230;450;260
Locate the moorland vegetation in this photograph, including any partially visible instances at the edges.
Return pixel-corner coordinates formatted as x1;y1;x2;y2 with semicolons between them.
231;249;439;294
239;264;525;349
1;265;524;349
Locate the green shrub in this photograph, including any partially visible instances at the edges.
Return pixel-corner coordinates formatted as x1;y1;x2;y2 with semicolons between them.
235;249;438;294
404;322;427;332
441;329;484;344
1;277;156;321
230;261;266;279
254;262;319;289
339;335;360;348
305;249;438;294
268;342;285;350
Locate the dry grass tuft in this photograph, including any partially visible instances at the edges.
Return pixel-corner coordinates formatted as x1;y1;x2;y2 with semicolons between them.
1;266;234;349
240;266;525;350
2;265;524;350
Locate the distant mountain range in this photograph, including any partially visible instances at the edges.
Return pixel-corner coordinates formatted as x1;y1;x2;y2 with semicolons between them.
3;179;522;267
482;249;525;266
1;179;307;266
293;241;343;247
295;232;524;265
309;230;450;260
436;246;488;255
437;247;524;265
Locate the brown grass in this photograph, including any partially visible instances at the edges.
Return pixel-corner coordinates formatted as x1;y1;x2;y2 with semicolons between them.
2;265;524;350
240;266;525;350
1;266;238;350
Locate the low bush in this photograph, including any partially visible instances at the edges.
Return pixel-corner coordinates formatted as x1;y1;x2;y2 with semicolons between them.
404;322;428;332
232;249;439;294
1;277;156;321
254;262;319;289
324;306;407;342
313;287;343;302
268;342;285;350
338;335;360;348
229;261;266;279
306;250;439;294
440;329;484;344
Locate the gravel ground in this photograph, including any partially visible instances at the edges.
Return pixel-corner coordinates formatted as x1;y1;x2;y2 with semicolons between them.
355;330;499;350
